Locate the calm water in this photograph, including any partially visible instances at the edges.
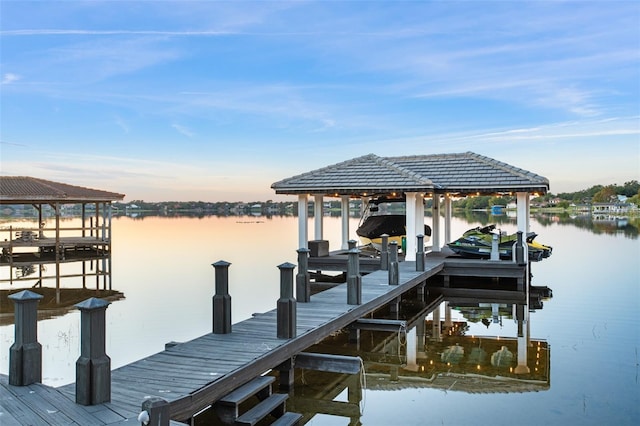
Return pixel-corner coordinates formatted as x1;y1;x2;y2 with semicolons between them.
1;212;638;425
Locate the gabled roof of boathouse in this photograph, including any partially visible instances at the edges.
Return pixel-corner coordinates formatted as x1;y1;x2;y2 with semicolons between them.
271;152;549;196
0;176;125;204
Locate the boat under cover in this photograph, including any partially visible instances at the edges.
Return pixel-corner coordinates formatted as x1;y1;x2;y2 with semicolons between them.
356;213;431;251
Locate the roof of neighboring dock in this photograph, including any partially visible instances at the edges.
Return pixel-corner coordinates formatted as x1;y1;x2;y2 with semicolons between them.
271;152;549;196
0;176;125;204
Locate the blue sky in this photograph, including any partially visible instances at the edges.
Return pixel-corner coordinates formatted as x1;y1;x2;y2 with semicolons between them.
1;1;638;202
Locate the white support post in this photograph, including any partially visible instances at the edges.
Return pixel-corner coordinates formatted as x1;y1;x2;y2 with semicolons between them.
313;194;324;240
516;192;531;307
432;303;442;342
431;194;441;252
341;195;350;250
516;192;529;235
444;193;452;244
405;192;417;261
415;193;425;250
444;301;453;328
515;334;530;374
298;195;308;250
515;303;530;375
406;326;417;371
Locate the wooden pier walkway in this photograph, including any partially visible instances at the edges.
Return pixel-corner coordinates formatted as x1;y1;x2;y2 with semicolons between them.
1;250;526;424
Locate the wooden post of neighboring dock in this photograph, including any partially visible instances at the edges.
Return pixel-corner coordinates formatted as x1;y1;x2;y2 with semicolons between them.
388;241;399;285
277;262;297;339
296;248;311;303
8;290;43;386
380;234;389;270
347;247;362;305
416;234;425;272
212;260;232;334
75;297;111;405
141;397;170;426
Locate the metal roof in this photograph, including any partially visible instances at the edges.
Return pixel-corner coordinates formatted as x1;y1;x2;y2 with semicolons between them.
271;152;549;196
0;176;125;204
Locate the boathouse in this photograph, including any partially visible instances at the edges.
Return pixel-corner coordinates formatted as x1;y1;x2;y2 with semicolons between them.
0;177;125;302
271;151;549;260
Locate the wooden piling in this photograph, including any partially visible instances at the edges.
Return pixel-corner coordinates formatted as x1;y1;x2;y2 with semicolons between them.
347;248;362;305
212;260;232;334
75;297;111;405
277;262;297;339
515;231;525;265
141;397;170;426
296;248;311;303
380;234;389;270
8;290;43;386
416;234;425;272
388;241;399;285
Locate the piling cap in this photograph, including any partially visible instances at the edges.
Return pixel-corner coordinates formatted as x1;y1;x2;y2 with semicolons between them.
277;262;296;270
212;260;231;268
75;297;111;310
8;290;43;302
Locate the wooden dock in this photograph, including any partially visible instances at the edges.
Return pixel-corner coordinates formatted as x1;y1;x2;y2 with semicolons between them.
1;250;526;424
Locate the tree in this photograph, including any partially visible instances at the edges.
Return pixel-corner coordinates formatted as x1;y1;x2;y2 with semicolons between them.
628;189;640;206
592;185;617;203
620;180;640;197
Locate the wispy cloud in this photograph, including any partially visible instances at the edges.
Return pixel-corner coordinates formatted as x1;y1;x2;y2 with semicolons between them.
114;116;130;134
171;123;194;138
1;29;235;36
1;73;21;84
364;116;640;151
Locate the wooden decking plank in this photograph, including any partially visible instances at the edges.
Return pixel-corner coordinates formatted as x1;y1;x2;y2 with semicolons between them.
1;384;76;425
133;353;242;373
1;382;45;426
111;371;207;393
113;368;212;389
25;381;115;425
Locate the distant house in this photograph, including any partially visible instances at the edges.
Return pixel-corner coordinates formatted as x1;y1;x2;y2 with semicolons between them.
570;203;591;213
548;197;562;206
592;202;631;214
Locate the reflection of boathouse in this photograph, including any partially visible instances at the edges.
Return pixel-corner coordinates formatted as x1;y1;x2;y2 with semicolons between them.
0;177;124;304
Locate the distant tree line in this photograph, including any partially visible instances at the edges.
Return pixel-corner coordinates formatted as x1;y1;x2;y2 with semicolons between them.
451;180;639;211
114;180;639;214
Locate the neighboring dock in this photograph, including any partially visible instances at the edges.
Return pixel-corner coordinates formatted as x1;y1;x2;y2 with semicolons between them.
1;247;528;425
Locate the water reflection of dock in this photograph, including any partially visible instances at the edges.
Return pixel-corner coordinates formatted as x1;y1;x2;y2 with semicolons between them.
0;287;124;326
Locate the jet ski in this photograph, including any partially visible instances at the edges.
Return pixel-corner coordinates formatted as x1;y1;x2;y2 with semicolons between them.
447;224;552;261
